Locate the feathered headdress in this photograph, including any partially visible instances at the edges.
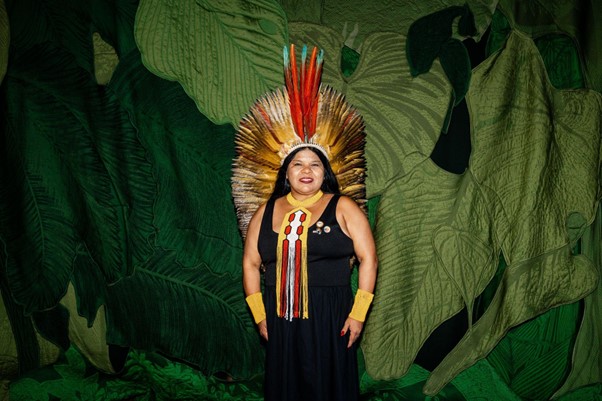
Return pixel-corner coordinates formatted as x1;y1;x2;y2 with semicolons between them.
232;44;366;236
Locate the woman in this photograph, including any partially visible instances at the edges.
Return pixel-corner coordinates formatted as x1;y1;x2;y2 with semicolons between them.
242;145;377;401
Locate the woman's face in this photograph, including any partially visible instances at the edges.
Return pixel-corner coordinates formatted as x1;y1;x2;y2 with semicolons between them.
286;149;325;198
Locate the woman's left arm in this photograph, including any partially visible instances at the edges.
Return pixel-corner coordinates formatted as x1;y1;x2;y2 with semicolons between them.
338;196;378;348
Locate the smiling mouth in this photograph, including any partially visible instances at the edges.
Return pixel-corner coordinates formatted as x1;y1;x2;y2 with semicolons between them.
299;178;313;183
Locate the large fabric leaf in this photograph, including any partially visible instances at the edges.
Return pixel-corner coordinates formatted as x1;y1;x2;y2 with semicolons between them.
360;354;526;400
88;0;139;56
289;23;453;196
426;247;596;394
109;49;242;275
0;250;60;379
2;42;156;311
7;0;96;75
486;12;598;398
134;0;288;125
105;49;260;376
59;282;115;374
487;303;580;400
554;207;602;398
0;304;60;378
360;159;500;379
434;225;498;328
103;249;263;378
467;30;600;266
67;249;127;374
497;0;602;92
2;1;155;311
0;73;79;313
280;0;497;48
0;0;7;84
424;30;601;394
535;33;585;90
93;32;119;85
451;359;522;401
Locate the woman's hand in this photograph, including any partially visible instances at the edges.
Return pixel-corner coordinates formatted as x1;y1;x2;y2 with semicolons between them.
258;319;268;341
341;317;363;348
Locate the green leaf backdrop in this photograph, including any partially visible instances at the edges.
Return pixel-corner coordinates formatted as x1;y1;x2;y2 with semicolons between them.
1;0;601;400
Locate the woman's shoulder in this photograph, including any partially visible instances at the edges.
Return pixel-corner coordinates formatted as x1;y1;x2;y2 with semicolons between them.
335;195;367;222
249;201;268;225
335;194;362;210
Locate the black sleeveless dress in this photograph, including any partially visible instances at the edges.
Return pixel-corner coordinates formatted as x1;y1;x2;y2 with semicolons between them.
258;195;360;401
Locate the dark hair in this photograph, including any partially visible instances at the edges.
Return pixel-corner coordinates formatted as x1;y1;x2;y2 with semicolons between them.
270;146;340;200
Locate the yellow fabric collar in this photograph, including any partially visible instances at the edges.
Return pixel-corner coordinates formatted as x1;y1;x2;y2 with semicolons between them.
286;190;323;208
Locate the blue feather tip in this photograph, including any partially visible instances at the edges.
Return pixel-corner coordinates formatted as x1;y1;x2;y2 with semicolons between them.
283;45;289;68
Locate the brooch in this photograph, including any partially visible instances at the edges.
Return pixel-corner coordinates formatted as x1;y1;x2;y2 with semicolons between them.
313;221;330;235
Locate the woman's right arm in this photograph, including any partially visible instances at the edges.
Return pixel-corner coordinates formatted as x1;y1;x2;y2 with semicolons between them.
242;203;268;340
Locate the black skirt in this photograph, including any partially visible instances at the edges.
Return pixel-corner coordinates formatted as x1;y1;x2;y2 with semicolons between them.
263;285;359;401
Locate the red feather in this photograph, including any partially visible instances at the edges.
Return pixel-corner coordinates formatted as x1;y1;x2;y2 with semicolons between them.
285;44;323;142
288;44;303;141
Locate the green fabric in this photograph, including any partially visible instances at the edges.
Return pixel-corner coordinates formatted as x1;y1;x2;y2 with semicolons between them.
360;158;498;379
535;34;585;90
92;32;119;85
9;347;262;401
0;0;7;84
424;30;601;394
497;0;602;92
134;0;288;125
1;0;261;381
0;238;34;376
340;45;360;77
360;363;466;400
100;49;261;377
488;11;586;91
31;306;70;352
405;5;477;133
13;345;597;400
406;5;475;106
2;0;602;399
1;45;81;313
486;9;512;56
406;5;476;76
486;303;580;400
59;283;116;374
554;207;602;398
0;250;60;379
485;11;598;398
108;50;243;277
451;359;523;401
1;24;150;375
279;0;497;49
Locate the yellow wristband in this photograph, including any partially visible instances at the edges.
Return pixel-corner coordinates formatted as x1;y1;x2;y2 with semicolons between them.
348;289;374;322
245;292;266;324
